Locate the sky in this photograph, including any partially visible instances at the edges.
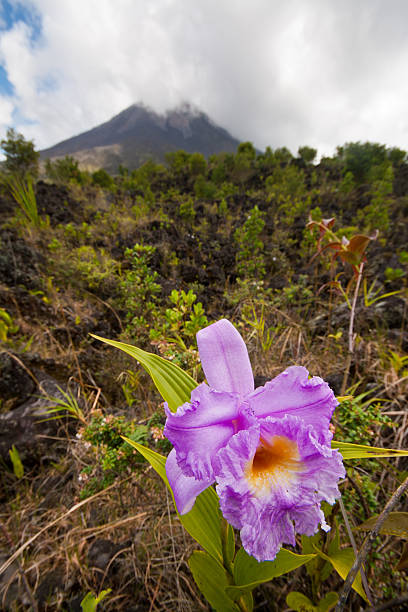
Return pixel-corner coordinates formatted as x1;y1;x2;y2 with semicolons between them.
0;0;407;158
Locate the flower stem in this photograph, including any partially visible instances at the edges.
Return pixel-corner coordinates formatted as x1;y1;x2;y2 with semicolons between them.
341;261;364;394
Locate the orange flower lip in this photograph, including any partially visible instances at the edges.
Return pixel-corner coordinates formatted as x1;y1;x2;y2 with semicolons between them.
246;435;303;497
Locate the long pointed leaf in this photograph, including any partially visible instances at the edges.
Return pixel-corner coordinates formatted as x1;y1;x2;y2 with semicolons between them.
332;440;408;459
318;548;368;602
355;512;408;539
225;547;316;600
188;551;240;612
91;335;197;412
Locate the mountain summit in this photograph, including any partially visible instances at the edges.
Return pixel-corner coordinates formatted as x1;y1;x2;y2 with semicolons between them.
40;103;241;172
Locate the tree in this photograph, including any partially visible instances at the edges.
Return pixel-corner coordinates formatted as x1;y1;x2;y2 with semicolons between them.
298;146;317;164
0;128;40;178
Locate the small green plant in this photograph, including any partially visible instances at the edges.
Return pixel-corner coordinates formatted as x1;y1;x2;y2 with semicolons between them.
9;445;24;479
81;589;111;611
119;244;161;339
385;267;405;283
66;245;118;291
43;386;86;425
78;411;150;498
0;308;19;342
7;174;42;227
336;390;395;445
150;289;208;374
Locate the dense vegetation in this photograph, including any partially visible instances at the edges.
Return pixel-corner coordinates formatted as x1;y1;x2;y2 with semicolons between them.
0;131;408;610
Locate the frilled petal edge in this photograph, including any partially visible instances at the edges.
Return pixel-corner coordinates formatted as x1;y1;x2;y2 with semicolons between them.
197;319;254;399
165;449;214;515
164;383;244;480
248;366;338;444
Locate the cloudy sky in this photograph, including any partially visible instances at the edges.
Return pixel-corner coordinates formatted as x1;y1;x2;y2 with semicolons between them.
0;0;407;157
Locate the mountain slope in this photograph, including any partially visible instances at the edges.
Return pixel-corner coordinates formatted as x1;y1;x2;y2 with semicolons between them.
40;103;241;172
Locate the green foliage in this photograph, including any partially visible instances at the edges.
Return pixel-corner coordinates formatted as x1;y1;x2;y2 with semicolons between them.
119;244;161;338
234;205;265;279
286;591;338;611
274;146;293;166
80;589;111;611
91;168;115;190
356;162;393;232
0;127;39;178
0;308;18;342
45;156;84;184
150;288;208;373
194;174;217;199
189;152;207;176
336;392;394;445
66;245;118;290
356;512;408;539
232;142;257;184
189;551;240;612
237;141;256;160
78;412;148;498
298;145;317;164
337;141;388;183
179;196;195;222
164;289;208;338
9;445;24;479
339;170;355;194
265;164;306;201
7;174;42;227
385;266;405;282
44;386;86;424
218;197;228;216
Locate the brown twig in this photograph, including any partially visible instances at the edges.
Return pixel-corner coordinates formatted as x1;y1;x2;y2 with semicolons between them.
341;261;364;395
335;475;408;612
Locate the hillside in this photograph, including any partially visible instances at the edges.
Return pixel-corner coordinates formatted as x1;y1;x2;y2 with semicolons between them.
1;140;408;610
40;103;241;172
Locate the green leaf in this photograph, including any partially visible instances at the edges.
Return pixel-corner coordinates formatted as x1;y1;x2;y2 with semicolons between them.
317;548;368;602
355;512;408;539
332;440;408;460
91;335;197;412
9;445;24;479
123;438;224;562
286;591;316;611
81;589;111;612
225;547;316;600
317;592;338;612
188;551;239;612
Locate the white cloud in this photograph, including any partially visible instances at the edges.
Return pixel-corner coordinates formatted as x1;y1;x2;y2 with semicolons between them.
0;0;407;156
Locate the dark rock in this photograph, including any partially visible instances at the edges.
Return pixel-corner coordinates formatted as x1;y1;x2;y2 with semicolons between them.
36;569;64;605
325;372;344;396
87;538;127;571
0;353;36;410
254;375;270;388
0;374;75;465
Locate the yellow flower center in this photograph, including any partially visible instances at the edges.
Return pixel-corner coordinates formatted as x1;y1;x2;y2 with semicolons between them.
246;435;302;497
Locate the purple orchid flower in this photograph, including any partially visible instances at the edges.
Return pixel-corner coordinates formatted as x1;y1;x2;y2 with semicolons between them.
164;319;345;561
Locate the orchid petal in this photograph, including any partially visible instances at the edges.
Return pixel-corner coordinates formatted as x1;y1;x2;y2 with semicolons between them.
197;319;254;398
164;383;245;480
215;415;344;561
248;366;338;444
165;449;213;515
